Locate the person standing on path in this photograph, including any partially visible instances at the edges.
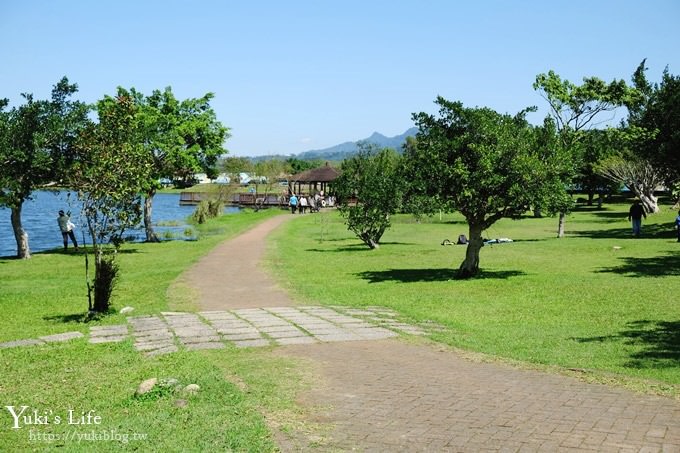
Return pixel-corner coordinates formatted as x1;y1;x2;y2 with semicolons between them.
628;200;647;237
289;193;298;214
675;210;680;242
57;210;78;251
300;195;308;214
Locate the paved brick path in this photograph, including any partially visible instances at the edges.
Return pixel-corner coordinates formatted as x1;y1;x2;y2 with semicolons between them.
279;341;680;452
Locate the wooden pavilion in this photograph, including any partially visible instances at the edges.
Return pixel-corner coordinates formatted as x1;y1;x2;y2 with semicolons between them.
290;162;340;196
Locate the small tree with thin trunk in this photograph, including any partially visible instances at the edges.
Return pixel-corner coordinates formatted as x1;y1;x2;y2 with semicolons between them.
334;143;402;249
72;89;152;312
404;97;564;278
533;70;639;237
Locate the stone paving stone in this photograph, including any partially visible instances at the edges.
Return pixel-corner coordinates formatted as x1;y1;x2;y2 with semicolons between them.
179;335;222;344
90;325;128;335
259;325;304;333
314;333;364;342
275;336;318;345
213;326;260;335
303;328;349;336
199;311;238;321
173;327;216;337
222;332;265;341
0;338;44;348
134;328;173;338
89;336;127;344
184;342;225;351
144;345;178;357
232;338;270;348
39;331;84;343
134;341;175;351
266;330;308;339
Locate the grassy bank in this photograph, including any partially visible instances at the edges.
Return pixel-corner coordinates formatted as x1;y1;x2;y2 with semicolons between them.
0;207;309;451
268;203;680;393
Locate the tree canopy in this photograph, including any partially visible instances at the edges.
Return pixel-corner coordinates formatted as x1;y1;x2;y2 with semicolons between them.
0;77;89;258
334;143;402;249
404;97;565;277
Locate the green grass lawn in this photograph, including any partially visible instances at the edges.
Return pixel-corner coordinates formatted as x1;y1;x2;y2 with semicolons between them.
267;201;680;394
0;207;311;451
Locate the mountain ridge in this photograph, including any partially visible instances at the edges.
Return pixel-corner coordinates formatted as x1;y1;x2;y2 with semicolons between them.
251;127;418;162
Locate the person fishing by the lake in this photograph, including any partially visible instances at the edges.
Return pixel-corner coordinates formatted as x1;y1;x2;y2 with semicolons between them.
57;210;78;251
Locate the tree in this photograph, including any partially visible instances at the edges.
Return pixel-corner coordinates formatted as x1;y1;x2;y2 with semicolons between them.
577;129;622;207
334;144;402;249
628;60;680;198
533;70;638;236
222;156;254;182
0;78;89;258
135;88;229;242
404;97;564;278
71;89;152;312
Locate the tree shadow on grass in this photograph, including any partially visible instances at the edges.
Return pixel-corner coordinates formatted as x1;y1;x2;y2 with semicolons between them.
572;223;676;240
356;268;525;283
306;241;416;253
573;320;680;369
597;251;680;278
43;313;92;324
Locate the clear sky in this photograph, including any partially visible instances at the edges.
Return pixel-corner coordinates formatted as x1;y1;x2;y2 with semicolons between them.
1;0;679;157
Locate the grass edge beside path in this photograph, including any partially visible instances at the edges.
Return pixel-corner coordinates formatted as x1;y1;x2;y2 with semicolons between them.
0;207;323;451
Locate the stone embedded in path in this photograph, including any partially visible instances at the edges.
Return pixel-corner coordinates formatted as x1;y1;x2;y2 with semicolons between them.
1;305;431;356
89;324;130;344
39;331;84;343
128;315;176;355
0;338;44;349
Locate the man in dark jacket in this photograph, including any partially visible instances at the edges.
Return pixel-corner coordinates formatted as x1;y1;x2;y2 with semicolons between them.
627;200;647;237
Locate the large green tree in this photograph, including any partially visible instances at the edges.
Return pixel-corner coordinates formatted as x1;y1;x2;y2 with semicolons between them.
134;87;229;242
628;60;680;199
334;144;402;249
404;97;564;278
71;89;152;312
0;77;89;258
533;70;638;236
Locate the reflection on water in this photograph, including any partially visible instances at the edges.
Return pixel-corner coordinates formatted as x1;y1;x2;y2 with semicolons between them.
0;191;240;257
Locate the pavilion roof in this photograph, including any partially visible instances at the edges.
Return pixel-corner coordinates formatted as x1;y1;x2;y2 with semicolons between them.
291;164;340;183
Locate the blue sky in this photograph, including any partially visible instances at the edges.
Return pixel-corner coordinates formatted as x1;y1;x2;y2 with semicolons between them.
1;0;679;157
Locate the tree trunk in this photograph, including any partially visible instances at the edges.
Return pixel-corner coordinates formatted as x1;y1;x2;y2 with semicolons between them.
10;204;31;259
638;192;659;214
458;223;483;278
144;189;159;242
533;207;542;218
557;211;566;238
587;192;594;206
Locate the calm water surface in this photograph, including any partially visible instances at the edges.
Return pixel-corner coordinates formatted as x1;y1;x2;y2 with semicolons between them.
0;191;239;257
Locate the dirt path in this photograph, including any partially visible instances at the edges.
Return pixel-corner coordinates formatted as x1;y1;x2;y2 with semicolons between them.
181;214;680;451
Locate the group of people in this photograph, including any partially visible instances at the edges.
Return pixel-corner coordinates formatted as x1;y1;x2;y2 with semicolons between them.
628;200;680;242
288;193;327;214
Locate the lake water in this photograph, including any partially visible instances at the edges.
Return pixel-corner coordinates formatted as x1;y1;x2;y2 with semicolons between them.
0;191;239;257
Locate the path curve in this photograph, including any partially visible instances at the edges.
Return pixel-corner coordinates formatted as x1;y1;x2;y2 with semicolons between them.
183;214;295;310
181;213;680;451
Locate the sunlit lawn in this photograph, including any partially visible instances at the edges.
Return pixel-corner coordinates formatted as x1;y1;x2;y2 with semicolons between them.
268;200;680;393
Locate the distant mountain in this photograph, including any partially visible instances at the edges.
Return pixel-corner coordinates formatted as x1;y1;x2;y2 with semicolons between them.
250;127;418;162
297;127;418;161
